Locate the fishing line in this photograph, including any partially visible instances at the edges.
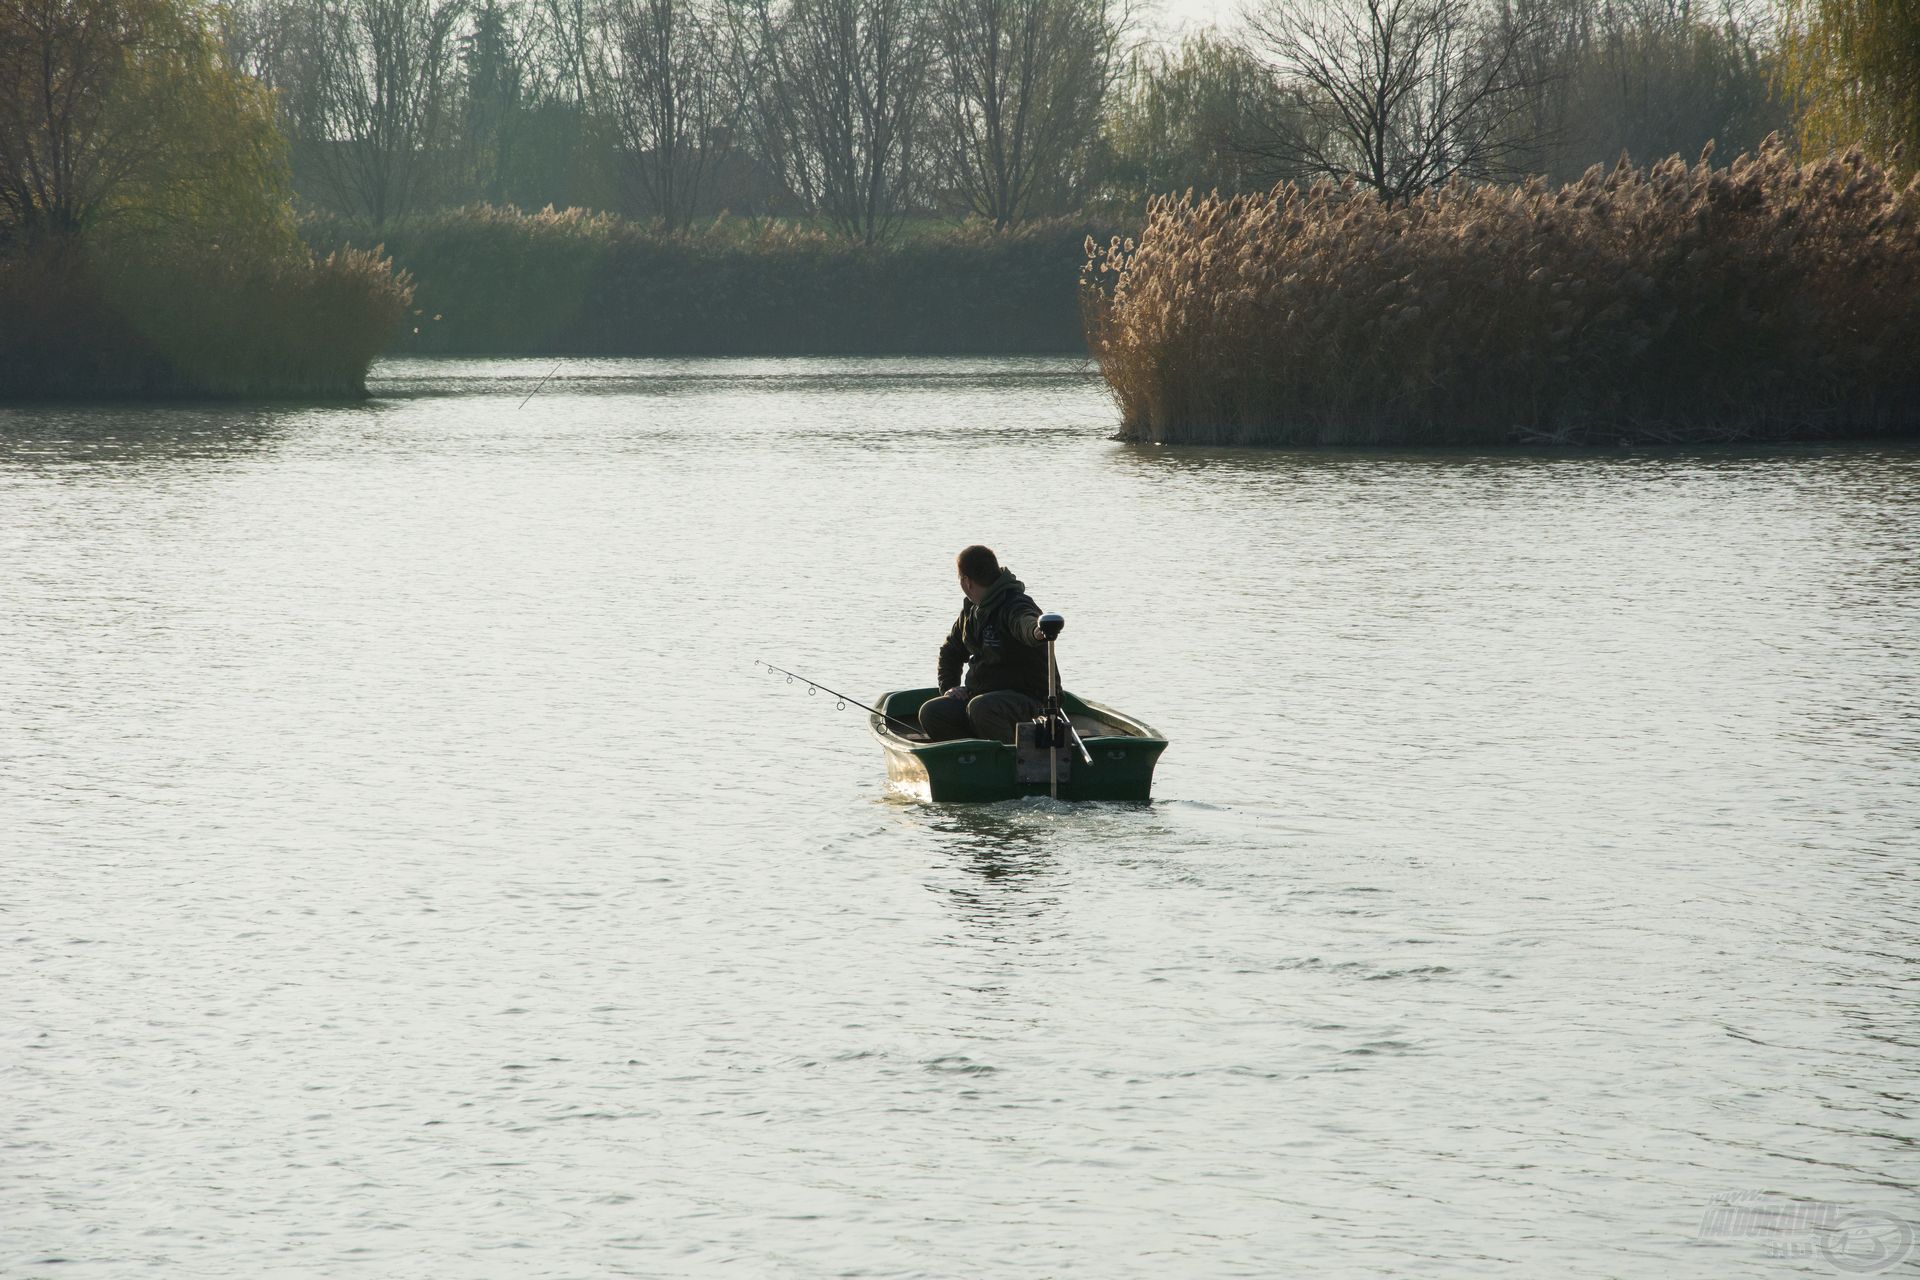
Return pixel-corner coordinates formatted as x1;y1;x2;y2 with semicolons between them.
517;360;564;410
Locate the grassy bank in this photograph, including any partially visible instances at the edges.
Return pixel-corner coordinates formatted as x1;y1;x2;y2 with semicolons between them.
1086;140;1920;446
0;245;411;400
301;208;1106;355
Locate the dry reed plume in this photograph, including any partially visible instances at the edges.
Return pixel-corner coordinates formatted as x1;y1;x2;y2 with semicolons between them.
1085;138;1920;445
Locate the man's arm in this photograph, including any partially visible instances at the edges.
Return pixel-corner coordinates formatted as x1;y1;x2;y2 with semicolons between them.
1008;600;1044;646
936;610;968;692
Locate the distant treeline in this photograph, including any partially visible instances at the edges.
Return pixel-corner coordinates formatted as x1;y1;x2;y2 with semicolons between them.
228;0;1797;235
303;208;1104;354
6;0;1918;399
1087;142;1920;447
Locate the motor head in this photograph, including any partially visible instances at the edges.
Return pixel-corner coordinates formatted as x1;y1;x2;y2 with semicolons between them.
1038;612;1064;641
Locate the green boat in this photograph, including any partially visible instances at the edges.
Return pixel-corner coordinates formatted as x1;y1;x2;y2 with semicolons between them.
869;687;1168;803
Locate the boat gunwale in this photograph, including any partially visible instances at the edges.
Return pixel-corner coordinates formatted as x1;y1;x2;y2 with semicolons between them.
867;688;1167;755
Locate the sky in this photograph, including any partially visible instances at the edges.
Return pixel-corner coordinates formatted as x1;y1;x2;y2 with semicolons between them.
1140;0;1246;39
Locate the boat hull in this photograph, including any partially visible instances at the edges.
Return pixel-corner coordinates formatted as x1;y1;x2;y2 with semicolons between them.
871;688;1167;803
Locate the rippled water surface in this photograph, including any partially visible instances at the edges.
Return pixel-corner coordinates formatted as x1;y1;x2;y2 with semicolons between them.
5;357;1918;1278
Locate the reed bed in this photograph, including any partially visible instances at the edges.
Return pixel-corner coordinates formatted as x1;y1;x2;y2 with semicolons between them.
1085;138;1920;445
0;244;411;400
302;207;1105;354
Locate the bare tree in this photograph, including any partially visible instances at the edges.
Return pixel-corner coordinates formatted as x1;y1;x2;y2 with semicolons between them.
262;0;470;224
1552;0;1784;178
535;0;602;106
224;0;302;89
932;0;1127;227
600;0;737;226
1495;0;1589;176
1241;0;1546;201
742;0;933;241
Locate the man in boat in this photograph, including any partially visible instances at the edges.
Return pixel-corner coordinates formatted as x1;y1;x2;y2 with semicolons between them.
919;545;1050;743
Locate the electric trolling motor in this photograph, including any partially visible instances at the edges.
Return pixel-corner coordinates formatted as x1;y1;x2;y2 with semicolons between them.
1038;612;1067;753
1022;612;1094;799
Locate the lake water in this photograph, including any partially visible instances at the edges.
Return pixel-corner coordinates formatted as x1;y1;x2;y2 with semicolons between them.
4;357;1917;1278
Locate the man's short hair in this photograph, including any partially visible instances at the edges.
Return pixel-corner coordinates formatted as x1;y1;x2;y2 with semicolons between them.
956;544;1000;584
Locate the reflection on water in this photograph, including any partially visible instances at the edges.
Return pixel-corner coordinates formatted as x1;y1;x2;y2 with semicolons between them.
370;353;1102;403
3;357;1918;1279
915;802;1068;942
0;405;297;467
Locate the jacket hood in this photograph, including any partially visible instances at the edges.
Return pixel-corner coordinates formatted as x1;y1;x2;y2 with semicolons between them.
979;568;1025;610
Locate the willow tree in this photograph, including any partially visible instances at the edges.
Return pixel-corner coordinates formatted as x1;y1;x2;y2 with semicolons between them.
1783;0;1920;168
0;0;296;252
1100;33;1294;203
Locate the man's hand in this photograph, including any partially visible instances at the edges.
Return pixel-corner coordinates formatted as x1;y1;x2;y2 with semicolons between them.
943;687;969;701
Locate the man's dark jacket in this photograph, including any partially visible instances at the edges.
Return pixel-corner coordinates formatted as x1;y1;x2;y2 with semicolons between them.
937;568;1048;699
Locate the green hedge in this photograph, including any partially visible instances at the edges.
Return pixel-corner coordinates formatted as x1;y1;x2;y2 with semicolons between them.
300;207;1107;355
0;242;410;400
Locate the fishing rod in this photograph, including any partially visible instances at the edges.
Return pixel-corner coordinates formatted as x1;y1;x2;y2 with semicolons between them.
756;661;923;734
